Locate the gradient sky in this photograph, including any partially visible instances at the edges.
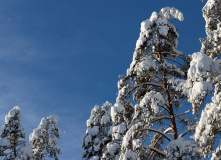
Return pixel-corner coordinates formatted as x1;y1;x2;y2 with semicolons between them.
0;0;207;159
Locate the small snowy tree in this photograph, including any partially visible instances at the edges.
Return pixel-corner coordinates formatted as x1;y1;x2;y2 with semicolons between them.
82;101;113;160
29;115;61;160
0;106;32;160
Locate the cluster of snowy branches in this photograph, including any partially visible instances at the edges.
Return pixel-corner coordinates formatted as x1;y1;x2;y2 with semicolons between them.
82;0;221;159
0;106;61;160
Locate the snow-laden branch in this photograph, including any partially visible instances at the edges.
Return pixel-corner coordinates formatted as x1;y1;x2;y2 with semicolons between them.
164;57;183;65
139;128;172;141
132;115;172;126
148;128;172;159
164;127;173;133
149;52;186;59
179;128;194;138
127;82;166;96
148;146;166;157
151;115;172;123
175;109;192;117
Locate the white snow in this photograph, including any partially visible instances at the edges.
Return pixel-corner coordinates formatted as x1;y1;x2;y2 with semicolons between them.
5;106;21;124
158;25;169;36
0;138;10;147
102;143;120;159
134;56;156;75
87;126;99;136
112;123;126;140
89;156;99;160
188;52;213;81
166;137;203;159
111;102;125;124
120;150;138;160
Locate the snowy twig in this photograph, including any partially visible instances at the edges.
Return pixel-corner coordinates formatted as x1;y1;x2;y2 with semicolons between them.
138;128;172;141
147;146;167;157
179;128;194;138
175;109;192;117
148;127;172;159
151;115;172;123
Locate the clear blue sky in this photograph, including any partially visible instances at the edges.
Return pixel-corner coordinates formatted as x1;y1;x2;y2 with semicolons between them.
0;0;206;159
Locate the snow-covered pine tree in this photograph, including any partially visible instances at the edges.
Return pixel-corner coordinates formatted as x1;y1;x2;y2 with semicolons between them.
82;101;113;160
105;7;203;160
29;115;61;160
0;106;32;160
187;0;221;159
82;1;221;159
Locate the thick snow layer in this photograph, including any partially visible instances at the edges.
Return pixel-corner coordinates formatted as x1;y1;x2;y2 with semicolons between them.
5;106;21;124
194;93;221;156
89;156;99;160
49;115;58;123
121;122;144;150
120;150;138;160
134;56;156;76
166;137;203;159
183;52;217;114
0;138;10;147
160;7;184;21
18;142;33;160
203;0;216;11
158;25;169;36
127;7;183;76
91;105;100;115
111;102;124;124
112;123;126;140
29;128;38;141
192;81;212;94
87;126;99;136
87;105;102;127
188;52;213;81
84;134;92;146
116;86;127;103
136;7;183;50
102;143;120;159
140;91;165;113
140;19;152;32
101;115;111;125
132;139;142;150
101;101;112;112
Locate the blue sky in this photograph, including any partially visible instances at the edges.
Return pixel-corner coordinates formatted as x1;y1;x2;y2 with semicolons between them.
0;0;207;159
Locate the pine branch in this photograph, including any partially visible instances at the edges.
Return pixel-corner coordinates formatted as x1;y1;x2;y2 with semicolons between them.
151;115;172;123
138;128;172;141
175;109;192;117
148;127;172;159
147;146;166;157
179;128;195;138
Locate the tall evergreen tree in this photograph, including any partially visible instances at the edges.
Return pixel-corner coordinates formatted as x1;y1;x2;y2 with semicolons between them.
109;7;204;160
0;106;32;160
82;1;221;159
